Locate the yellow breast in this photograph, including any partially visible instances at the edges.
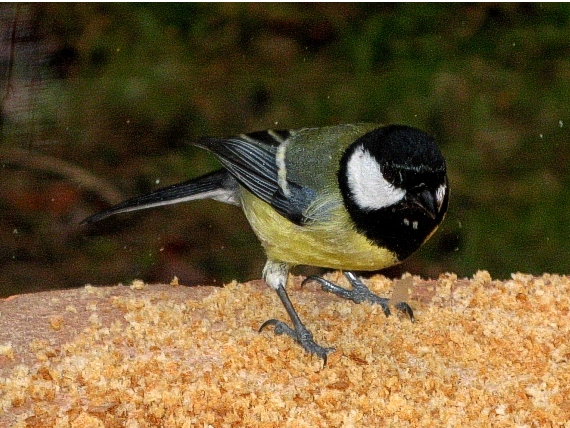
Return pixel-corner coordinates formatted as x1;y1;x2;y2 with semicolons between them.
240;190;399;271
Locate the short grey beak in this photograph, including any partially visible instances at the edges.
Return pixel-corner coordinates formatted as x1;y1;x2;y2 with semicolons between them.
410;188;437;219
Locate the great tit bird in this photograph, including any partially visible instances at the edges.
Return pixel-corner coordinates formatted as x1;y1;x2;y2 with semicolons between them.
82;123;449;362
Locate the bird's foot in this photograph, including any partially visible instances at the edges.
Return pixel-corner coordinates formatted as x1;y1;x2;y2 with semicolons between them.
302;272;414;322
259;319;335;364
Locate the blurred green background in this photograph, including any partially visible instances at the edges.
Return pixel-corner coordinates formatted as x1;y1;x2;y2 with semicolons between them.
1;3;569;297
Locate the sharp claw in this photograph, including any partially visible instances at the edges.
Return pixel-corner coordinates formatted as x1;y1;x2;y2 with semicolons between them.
300;275;324;288
303;275;354;299
258;318;335;363
259;319;297;337
307;272;414;322
395;301;415;322
259;318;279;333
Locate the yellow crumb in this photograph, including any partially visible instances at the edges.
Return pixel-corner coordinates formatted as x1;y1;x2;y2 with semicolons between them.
49;315;64;331
130;279;146;290
0;342;14;359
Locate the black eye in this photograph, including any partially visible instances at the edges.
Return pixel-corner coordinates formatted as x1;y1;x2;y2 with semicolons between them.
382;164;400;186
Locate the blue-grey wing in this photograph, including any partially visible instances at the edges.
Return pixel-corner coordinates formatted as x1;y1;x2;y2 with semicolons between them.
196;131;317;225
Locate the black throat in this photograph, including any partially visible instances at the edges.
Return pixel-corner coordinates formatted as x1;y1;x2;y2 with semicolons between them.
339;196;448;261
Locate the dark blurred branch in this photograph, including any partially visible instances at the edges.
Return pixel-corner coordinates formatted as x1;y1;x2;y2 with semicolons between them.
1;4;20;106
0;147;124;205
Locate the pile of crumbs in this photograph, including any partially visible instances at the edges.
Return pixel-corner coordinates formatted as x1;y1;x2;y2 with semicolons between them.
0;272;569;427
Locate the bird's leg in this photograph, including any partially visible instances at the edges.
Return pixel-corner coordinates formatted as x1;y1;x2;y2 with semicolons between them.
259;261;335;363
302;271;414;322
259;285;335;363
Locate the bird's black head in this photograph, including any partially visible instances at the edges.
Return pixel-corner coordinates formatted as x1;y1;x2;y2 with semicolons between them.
338;125;449;261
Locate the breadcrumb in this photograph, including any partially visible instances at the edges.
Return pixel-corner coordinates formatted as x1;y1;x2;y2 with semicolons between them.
1;272;569;426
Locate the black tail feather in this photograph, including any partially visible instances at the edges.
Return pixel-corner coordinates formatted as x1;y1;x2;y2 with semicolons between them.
81;169;237;224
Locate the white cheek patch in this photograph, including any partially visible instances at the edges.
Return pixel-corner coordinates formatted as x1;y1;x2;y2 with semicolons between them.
435;184;447;210
346;146;405;210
